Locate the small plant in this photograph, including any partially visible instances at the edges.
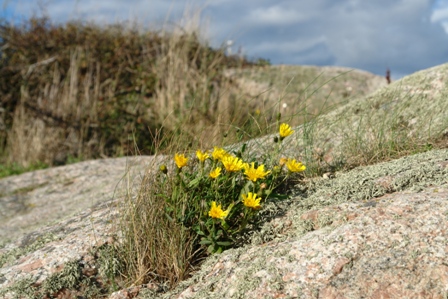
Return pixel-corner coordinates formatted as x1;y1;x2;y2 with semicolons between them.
161;122;305;254
120;122;306;287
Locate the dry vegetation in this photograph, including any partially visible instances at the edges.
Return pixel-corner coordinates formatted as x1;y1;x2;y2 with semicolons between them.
0;16;269;169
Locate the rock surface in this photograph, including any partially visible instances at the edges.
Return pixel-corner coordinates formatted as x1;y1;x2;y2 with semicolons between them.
1;64;448;298
0;156;155;242
163;149;448;299
0;156;156;298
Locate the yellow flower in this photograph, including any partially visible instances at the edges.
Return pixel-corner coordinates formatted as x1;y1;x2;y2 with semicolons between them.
242;192;262;210
208;201;231;219
244;162;271;182
196;150;210;163
286;159;306;173
209;167;222;179
212;146;230;161
174;153;188;169
279;123;294;138
221;156;245;172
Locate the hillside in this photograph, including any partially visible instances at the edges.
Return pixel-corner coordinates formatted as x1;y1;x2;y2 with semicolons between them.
1;63;447;299
227;64;387;117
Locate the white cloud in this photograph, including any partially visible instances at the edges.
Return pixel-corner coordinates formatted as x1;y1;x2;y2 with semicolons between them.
431;7;448;22
6;0;448;79
251;36;328;53
247;5;306;25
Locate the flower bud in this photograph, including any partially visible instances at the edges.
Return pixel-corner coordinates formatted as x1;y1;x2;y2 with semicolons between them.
273;165;281;174
279;157;288;166
159;164;168;174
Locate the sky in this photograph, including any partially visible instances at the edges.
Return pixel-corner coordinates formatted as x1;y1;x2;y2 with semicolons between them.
2;0;448;79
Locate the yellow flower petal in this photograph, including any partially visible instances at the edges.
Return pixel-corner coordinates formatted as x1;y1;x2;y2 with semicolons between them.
212;146;230;161
208;201;230;219
209;167;222;179
286;159;306;173
174;153;188;168
242;192;262;209
279;123;294;138
196;150;210;163
221;156;245;172
244;162;271;182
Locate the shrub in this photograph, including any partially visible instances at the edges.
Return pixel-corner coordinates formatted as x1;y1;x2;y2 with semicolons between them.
0;16;256;167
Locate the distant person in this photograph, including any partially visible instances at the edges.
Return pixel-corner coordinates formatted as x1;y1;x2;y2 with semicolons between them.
386;68;391;84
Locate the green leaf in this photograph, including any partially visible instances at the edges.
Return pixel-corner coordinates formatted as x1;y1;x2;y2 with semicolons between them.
188;177;201;189
171;186;179;202
241;181;253;196
269;192;288;200
200;239;212;245
221;221;230;230
216;241;232;246
164;213;175;223
241;143;247;154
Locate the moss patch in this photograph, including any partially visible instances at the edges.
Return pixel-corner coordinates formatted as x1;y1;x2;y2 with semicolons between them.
0;233;60;267
269;148;447;241
1;243;124;299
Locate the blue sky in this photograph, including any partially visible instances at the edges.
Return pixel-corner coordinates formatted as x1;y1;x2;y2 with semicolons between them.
2;0;448;79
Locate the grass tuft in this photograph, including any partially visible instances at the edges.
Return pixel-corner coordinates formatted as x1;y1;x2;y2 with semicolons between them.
117;122;307;287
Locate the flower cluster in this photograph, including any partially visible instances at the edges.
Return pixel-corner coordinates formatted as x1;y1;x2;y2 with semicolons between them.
158;123;305;254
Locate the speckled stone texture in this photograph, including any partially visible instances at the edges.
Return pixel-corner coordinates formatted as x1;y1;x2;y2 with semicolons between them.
1;63;448;299
0;156;155;296
168;185;448;299
0;156;155;241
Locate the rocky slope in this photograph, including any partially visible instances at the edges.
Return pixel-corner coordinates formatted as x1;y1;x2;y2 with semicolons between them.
163;149;448;299
1;64;447;299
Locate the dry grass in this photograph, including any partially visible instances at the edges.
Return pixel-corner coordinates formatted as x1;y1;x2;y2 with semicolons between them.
226;65;387;128
118;160;199;287
0;16;260;168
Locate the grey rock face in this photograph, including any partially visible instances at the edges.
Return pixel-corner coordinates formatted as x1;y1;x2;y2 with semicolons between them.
166;150;448;299
1;64;448;299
